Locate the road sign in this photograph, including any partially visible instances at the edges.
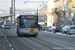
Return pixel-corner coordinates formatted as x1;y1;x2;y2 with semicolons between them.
72;0;74;9
71;10;75;13
71;0;75;10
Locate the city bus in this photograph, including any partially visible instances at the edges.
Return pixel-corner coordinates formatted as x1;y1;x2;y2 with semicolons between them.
17;14;38;37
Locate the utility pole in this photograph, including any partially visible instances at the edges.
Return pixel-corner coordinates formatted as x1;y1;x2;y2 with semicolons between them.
14;0;15;23
64;0;66;26
64;8;66;25
37;9;38;16
10;0;13;27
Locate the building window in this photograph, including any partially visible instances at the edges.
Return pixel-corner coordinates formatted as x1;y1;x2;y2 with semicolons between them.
54;0;59;2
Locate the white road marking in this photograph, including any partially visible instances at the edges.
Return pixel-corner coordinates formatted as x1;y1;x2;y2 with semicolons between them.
4;34;14;50
19;38;35;50
9;43;12;47
11;48;14;50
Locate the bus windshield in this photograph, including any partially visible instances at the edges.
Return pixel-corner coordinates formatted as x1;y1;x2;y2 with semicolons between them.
20;15;38;28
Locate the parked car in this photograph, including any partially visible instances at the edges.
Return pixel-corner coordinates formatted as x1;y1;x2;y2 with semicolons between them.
42;26;51;31
49;26;56;32
4;24;11;29
0;25;1;29
66;26;75;35
54;26;62;33
62;26;69;34
38;24;42;31
1;25;4;29
49;26;62;33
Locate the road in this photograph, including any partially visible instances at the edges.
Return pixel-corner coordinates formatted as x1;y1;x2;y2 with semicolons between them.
0;29;75;50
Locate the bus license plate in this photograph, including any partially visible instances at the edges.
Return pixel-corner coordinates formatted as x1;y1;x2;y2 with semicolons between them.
30;28;34;35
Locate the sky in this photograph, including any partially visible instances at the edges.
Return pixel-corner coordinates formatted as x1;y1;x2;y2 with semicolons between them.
0;0;47;10
0;0;47;15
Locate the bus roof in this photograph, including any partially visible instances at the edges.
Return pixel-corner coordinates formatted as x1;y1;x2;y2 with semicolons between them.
21;13;36;15
17;14;37;18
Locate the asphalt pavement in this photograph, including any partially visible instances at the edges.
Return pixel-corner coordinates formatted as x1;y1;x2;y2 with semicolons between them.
0;29;75;50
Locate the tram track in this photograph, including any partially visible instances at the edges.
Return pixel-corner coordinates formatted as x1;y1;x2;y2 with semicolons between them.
28;38;54;50
3;30;33;50
2;30;75;50
7;30;75;50
38;32;75;44
9;30;60;50
27;36;75;50
38;33;75;47
37;35;75;47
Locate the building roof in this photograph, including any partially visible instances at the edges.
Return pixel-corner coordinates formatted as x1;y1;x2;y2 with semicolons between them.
21;13;36;15
0;14;13;18
38;4;47;17
38;4;47;11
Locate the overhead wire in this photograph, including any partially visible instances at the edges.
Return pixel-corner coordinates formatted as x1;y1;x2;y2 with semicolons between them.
0;5;9;7
17;3;25;8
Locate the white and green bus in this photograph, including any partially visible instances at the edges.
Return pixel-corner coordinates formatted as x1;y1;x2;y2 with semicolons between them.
17;14;38;37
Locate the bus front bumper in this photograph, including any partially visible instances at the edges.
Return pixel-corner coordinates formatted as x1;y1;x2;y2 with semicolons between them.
17;32;38;35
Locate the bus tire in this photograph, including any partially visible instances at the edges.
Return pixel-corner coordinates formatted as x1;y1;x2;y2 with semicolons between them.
18;34;21;37
34;35;37;37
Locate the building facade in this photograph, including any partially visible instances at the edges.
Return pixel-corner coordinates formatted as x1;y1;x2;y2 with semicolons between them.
47;0;72;26
38;4;47;26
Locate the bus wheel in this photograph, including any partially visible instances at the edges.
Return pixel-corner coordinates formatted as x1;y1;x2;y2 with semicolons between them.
18;35;21;37
34;35;37;37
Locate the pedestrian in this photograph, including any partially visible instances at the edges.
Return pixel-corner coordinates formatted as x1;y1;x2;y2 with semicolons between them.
38;24;40;31
40;26;42;31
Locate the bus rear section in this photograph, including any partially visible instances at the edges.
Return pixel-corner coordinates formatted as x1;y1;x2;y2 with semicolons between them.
17;14;38;37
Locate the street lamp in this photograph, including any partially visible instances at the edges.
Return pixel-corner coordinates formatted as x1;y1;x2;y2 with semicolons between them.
10;0;13;28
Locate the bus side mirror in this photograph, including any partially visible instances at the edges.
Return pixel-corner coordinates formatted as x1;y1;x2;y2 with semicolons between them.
18;18;19;23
